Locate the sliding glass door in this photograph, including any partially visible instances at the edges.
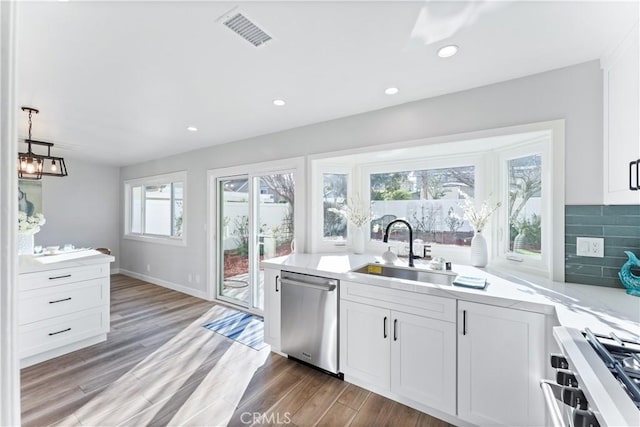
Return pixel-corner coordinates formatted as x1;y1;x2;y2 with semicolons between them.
216;171;295;312
218;177;251;306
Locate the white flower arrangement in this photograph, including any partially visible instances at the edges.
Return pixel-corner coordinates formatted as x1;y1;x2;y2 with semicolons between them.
18;211;46;234
329;194;371;228
459;191;501;233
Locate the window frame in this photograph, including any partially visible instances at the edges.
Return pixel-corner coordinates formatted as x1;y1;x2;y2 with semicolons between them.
311;163;354;252
494;140;551;274
308;120;564;281
360;154;486;258
123;171;187;246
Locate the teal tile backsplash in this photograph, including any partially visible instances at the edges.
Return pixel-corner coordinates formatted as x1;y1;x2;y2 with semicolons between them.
565;205;640;287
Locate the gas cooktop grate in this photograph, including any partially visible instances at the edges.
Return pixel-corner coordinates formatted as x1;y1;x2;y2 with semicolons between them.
584;329;640;409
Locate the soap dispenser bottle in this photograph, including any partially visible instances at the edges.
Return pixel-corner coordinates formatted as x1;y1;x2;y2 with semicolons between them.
382;246;398;264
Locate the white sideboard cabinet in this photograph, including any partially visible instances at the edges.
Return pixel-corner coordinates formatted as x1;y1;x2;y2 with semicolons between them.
18;258;112;367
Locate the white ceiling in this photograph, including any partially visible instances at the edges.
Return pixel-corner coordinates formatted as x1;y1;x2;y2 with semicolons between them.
16;1;639;166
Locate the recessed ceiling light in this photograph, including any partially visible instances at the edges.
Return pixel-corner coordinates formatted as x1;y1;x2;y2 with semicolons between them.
384;87;399;95
187;126;198;132
437;45;459;58
273;99;286;107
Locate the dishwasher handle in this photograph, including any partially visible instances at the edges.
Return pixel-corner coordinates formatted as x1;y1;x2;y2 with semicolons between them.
280;277;337;292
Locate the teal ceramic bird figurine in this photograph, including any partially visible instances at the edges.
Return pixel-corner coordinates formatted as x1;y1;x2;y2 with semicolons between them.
619;251;640;296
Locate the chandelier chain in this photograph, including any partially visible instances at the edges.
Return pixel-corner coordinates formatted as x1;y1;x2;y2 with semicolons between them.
27;109;32;140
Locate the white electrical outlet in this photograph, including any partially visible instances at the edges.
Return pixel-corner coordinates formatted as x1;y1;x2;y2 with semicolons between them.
576;237;604;258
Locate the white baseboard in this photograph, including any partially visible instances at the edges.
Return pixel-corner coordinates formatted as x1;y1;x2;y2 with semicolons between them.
119;269;208;300
110;268;120;275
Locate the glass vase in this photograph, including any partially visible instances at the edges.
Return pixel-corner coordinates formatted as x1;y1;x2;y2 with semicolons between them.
18;233;35;256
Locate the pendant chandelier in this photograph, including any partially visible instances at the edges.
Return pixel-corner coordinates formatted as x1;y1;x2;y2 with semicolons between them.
18;107;68;180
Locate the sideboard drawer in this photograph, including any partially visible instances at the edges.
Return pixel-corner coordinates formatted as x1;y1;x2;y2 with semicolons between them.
19;307;108;359
19;264;108;291
19;278;108;326
341;280;456;323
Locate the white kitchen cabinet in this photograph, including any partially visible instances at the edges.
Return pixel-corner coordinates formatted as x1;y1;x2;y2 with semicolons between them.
458;301;546;427
262;268;281;352
391;310;456;416
18;261;111;368
340;299;391;389
602;22;640;204
340;281;456;415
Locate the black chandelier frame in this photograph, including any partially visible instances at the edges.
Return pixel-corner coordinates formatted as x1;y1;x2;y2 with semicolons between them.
18;107;68;180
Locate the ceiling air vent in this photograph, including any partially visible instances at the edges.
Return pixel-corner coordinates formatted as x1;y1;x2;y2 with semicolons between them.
222;11;273;47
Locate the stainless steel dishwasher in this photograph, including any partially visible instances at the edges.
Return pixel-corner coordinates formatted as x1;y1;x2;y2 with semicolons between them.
280;270;341;377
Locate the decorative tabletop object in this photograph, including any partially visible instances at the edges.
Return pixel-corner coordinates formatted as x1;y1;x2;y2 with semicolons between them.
18;211;45;255
330;194;371;254
459;191;501;267
382;246;398;264
619;251;640;297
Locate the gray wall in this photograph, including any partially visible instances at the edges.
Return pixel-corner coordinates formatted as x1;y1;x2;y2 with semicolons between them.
37;157;120;271
120;60;604;294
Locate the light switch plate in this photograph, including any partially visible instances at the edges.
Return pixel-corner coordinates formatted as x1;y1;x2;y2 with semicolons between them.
576;237;604;258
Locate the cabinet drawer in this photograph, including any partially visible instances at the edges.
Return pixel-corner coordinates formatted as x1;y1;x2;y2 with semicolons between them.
19;307;108;359
19;264;109;291
19;278;108;325
341;281;456;323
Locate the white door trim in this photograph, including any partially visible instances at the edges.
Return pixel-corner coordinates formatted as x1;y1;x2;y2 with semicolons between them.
0;0;21;424
206;157;306;308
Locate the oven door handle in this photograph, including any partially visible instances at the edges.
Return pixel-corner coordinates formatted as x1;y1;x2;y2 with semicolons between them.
540;380;567;427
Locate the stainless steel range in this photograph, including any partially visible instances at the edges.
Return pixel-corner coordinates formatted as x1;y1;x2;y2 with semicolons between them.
542;326;640;427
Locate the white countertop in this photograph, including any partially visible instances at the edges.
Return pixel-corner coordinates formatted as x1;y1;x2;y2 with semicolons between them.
19;251;115;274
262;253;640;340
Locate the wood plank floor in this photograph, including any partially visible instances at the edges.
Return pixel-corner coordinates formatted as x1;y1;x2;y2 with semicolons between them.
21;274;452;427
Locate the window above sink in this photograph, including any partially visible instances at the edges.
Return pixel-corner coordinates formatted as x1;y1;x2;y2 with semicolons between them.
309;120;565;282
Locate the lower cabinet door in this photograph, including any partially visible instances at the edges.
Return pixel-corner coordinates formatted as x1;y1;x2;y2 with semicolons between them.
390;310;456;415
458;301;546;427
263;268;281;351
340;300;390;389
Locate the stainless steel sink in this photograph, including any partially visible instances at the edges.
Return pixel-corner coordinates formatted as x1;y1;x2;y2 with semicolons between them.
351;263;456;286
